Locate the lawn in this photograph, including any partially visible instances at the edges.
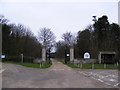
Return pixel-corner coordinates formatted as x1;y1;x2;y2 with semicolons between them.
57;59;118;69
2;61;52;68
66;63;118;69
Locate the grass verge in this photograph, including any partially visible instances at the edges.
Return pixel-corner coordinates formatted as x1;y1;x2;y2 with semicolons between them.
2;61;52;68
57;59;118;69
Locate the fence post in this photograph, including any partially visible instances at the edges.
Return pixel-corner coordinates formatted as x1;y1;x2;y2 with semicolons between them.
114;63;116;67
92;63;94;69
104;64;106;69
117;62;119;67
81;63;82;69
21;54;23;64
40;62;41;68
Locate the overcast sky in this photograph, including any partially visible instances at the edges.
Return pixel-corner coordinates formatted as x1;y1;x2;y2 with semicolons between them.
0;0;119;41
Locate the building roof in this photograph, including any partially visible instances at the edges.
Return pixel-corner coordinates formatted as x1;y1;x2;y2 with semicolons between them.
99;51;116;54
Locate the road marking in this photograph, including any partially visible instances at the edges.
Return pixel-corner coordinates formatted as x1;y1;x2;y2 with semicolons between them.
91;76;98;80
104;82;111;86
114;83;120;86
79;71;89;76
98;79;103;82
78;71;113;86
0;69;5;73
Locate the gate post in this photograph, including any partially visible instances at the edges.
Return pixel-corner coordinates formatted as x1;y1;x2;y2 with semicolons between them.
70;45;74;63
42;42;46;61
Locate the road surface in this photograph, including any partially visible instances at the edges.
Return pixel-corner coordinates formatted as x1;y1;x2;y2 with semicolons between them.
2;60;119;88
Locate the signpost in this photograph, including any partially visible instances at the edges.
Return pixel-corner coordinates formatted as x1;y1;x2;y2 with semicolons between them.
1;55;5;59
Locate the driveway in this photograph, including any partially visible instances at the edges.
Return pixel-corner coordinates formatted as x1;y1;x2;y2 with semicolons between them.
2;60;119;88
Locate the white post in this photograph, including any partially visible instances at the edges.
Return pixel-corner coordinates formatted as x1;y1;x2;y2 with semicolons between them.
81;63;82;69
21;54;23;64
92;63;94;69
117;62;118;67
104;64;106;69
40;62;42;68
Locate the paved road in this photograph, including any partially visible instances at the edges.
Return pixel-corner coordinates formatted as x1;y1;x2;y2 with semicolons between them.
2;60;119;88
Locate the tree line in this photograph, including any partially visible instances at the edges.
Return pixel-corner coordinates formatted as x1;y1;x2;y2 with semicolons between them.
1;15;120;61
1;15;42;59
1;15;56;62
55;15;120;60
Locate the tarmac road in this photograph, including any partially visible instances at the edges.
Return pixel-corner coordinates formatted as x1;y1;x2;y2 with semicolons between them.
2;60;119;88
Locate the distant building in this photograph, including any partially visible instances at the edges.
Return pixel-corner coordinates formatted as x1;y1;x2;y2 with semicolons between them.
98;51;116;64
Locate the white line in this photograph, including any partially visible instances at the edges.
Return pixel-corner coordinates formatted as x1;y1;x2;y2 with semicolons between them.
0;69;5;73
78;71;113;86
104;82;111;86
91;76;98;80
79;71;89;76
98;79;104;82
114;83;120;86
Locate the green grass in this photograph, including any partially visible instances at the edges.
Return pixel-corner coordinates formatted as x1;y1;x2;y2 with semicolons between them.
2;61;52;68
67;63;78;68
66;63;118;69
56;59;118;69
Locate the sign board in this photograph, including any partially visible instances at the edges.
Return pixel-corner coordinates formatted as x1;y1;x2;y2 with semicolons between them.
66;54;69;57
84;52;90;59
1;55;5;58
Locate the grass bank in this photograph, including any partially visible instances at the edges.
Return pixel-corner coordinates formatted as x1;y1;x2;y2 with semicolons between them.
2;61;52;68
57;59;118;69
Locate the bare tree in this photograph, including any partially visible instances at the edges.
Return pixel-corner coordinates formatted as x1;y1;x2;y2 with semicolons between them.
0;15;9;24
62;32;76;46
38;27;56;50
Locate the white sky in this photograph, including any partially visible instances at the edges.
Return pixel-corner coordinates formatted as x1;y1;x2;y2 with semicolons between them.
0;0;119;41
